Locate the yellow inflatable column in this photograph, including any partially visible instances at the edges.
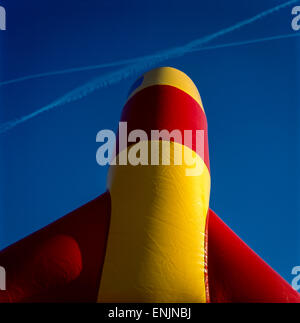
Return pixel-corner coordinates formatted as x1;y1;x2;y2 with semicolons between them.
98;67;211;302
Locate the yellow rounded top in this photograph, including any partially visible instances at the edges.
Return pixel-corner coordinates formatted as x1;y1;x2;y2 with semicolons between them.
127;67;204;111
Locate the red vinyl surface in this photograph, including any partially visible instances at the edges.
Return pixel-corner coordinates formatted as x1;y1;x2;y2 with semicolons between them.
207;209;300;303
0;192;111;302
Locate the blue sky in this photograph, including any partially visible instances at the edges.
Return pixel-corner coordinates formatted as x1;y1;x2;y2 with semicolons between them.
0;0;299;283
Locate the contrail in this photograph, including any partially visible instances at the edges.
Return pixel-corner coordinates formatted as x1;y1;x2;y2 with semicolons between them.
184;0;299;49
0;56;145;87
0;62;163;134
1;32;299;88
190;32;300;53
0;0;298;134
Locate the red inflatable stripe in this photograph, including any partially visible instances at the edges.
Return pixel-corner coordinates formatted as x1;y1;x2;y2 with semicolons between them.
118;85;210;171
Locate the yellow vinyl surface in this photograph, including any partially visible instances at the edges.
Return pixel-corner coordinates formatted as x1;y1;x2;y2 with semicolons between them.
98;141;210;302
127;67;204;111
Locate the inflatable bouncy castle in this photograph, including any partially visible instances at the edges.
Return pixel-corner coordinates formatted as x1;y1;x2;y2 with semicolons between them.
0;67;299;303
